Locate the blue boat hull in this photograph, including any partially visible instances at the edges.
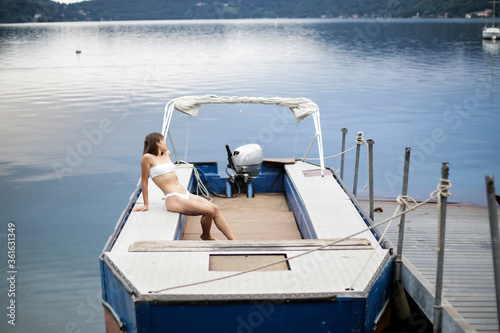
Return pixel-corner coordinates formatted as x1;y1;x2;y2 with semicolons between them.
101;257;392;332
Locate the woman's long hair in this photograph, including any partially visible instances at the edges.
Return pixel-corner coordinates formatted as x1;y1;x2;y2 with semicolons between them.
142;132;164;155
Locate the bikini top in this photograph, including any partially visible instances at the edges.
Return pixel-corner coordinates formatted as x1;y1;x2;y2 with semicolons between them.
149;155;176;179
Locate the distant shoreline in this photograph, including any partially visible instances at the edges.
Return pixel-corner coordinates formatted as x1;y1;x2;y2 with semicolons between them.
0;17;498;26
2;0;498;24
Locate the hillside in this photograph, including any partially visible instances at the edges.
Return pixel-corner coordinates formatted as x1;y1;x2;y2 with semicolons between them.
0;0;64;22
0;0;497;23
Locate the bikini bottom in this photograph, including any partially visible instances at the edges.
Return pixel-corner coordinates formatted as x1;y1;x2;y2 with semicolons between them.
164;191;190;201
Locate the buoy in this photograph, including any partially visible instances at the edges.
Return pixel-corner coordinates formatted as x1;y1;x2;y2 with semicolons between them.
76;49;82;54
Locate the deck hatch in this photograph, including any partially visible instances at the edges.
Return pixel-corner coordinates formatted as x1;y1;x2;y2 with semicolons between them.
302;168;333;177
209;254;290;271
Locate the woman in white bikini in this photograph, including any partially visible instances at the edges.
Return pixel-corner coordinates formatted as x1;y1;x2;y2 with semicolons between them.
132;132;236;241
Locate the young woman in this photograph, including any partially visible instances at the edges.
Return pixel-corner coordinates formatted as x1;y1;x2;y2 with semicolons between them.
132;132;236;241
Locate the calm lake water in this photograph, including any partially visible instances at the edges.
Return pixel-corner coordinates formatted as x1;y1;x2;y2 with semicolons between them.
0;18;499;332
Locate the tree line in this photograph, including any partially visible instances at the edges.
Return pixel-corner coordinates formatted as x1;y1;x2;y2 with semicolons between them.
0;0;496;24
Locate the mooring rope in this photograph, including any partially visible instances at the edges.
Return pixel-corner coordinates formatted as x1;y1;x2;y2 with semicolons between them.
148;180;451;294
437;179;452;198
169;133;211;200
348;204;398;290
349;178;452;289
305;131;365;161
436;178;451;253
177;161;212;201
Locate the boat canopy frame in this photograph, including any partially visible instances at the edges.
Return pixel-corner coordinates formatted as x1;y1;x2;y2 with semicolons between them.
161;95;326;175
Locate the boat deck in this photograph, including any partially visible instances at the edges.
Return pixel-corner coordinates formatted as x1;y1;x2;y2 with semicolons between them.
104;161;390;304
182;193;302;240
362;199;500;333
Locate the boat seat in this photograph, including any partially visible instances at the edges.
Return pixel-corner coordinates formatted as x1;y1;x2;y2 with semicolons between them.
285;161;379;245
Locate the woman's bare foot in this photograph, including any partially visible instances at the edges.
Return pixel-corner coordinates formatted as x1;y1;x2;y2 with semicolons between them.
200;234;218;241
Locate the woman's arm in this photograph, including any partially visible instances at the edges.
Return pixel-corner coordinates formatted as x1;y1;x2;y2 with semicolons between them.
133;155;151;211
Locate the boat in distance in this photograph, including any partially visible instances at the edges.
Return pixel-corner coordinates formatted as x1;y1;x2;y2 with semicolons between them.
483;26;500;39
483;0;500;40
99;95;395;332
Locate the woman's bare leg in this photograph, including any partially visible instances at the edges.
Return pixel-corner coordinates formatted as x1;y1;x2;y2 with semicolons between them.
199;215;217;240
190;195;236;240
211;205;236;240
166;195;236;240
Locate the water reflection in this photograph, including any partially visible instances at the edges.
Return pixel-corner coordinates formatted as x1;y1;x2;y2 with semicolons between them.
483;38;500;55
0;19;499;199
482;39;498;113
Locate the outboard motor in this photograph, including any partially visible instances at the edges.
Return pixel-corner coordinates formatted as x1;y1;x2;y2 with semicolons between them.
225;144;264;197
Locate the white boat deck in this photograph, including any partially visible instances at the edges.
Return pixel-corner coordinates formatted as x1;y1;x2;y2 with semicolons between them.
285;162;379;244
104;161;389;302
106;244;389;301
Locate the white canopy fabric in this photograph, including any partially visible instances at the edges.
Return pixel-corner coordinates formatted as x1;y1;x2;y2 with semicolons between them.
162;95;325;175
170;95;319;122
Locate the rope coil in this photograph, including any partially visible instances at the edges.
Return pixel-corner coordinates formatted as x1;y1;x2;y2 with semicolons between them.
356;131;365;146
177;161;213;201
437;179;452;197
396;195;418;208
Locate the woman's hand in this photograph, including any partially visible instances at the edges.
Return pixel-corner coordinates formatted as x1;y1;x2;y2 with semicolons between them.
132;205;149;212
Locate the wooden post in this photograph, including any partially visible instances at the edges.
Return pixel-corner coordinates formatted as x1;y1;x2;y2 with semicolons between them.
391;148;411;320
486;175;500;331
353;132;362;197
340;128;348;180
433;162;450;333
367;139;374;221
395;148;411;282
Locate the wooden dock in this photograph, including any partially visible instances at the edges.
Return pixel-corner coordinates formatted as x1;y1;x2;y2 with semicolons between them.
360;199;499;333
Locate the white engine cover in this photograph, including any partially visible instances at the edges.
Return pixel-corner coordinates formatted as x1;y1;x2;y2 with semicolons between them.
233;144;263;177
